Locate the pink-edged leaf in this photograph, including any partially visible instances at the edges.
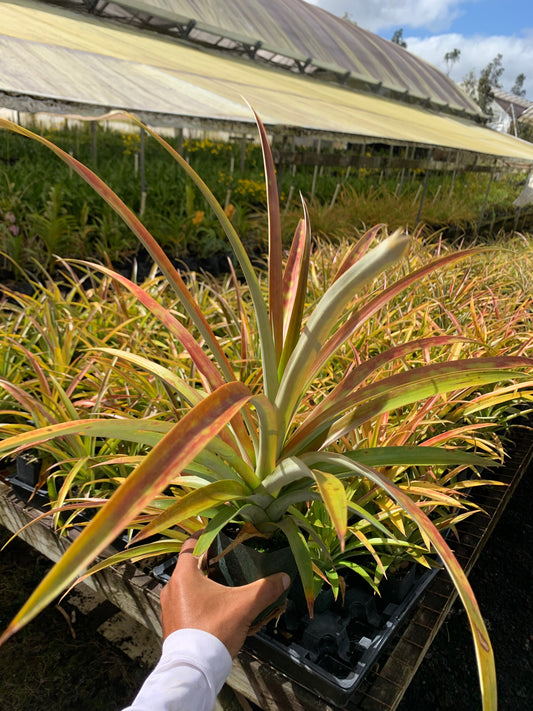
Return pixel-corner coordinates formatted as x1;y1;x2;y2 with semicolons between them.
451;381;533;418
332;224;385;282
421;423;499;447
302;452;496;711
0;418;172;458
80;264;254;460
70;539;184;589
95;347;205;406
286;356;533;455
251;107;283;360
279;202;312;374
290;335;473;451
5;337;52;398
132;479;247;543
0;382;252;645
314;248;482;380
330;446;498;469
127;115;278;400
0;500;108;552
75;262;226;391
282;217;306;333
276;230;410;430
0;378;58;427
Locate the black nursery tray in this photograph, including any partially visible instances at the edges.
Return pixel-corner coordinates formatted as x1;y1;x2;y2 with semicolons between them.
247;567;438;707
5;473;50;510
153;556;438;707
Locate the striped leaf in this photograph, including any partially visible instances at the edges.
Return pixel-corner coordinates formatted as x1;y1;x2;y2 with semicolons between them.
0;382;252;645
276;230;410;432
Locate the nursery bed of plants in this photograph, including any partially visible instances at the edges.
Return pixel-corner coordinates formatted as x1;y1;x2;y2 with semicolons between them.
1;122;530;280
1;229;532;706
0;115;532;711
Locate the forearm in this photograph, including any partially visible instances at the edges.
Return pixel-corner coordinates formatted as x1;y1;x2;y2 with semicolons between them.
122;628;232;711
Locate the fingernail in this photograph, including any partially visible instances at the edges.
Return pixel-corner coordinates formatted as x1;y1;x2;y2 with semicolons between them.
281;573;291;590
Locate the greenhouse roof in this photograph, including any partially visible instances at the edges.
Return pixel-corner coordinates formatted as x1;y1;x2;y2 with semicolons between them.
60;0;481;118
2;0;533;163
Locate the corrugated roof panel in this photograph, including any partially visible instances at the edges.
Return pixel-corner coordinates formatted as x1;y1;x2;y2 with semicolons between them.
120;0;480;114
0;36;253;120
2;0;533;162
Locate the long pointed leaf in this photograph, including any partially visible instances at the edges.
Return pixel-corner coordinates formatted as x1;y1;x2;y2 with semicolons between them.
279;201;312;375
276;517;315;618
128;116;279;400
276;230;410;433
76;263;226;391
0;418;172;456
311;469;347;551
315;248;481;377
340;446;498;468
286;357;533;454
132;480;247;543
290;335;474;451
70;539;185;588
0;382;252;644
252;107;283;361
95;347;204;406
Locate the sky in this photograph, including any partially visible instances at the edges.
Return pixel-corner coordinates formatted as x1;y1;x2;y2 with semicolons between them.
306;0;533;99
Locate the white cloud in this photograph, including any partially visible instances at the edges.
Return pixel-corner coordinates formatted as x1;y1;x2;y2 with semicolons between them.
306;0;470;32
406;33;533;98
306;2;533;99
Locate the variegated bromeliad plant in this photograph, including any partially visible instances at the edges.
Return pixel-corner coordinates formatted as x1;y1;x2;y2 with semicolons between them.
0;111;532;711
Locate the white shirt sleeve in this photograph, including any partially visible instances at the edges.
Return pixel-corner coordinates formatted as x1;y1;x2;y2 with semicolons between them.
122;628;233;711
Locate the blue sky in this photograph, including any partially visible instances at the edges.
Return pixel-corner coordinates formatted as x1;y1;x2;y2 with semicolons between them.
307;1;533;98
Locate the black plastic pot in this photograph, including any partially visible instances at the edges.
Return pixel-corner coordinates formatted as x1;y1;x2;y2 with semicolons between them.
210;531;298;626
15;452;41;486
6;454;49;509
154;531;298;625
209;531;297;585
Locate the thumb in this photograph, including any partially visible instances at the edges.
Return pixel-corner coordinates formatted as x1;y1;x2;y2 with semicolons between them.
238;572;291;622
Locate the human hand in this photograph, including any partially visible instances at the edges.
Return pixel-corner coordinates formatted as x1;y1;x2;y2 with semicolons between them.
159;536;291;658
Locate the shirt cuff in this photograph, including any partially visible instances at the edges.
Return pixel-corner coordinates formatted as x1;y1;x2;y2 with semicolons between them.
123;629;232;711
163;628;233;693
